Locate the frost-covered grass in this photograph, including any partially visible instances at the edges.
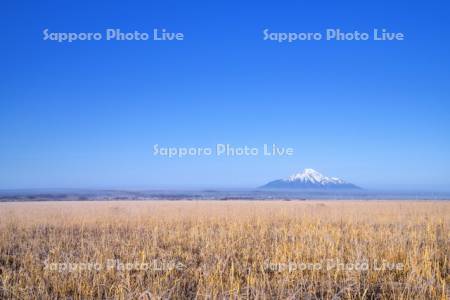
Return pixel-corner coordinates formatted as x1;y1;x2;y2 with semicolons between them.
0;200;448;299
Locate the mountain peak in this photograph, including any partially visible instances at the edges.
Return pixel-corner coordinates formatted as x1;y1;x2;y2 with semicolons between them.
261;168;360;190
288;168;326;182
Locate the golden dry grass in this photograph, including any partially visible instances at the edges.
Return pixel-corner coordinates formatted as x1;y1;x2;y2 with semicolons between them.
0;200;449;299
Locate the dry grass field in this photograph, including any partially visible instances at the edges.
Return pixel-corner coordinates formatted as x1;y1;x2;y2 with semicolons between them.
0;200;449;299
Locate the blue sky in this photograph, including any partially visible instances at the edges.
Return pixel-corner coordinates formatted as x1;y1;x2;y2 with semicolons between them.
1;1;450;190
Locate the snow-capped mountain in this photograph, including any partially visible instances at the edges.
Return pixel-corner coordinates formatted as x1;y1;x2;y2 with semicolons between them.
261;168;361;190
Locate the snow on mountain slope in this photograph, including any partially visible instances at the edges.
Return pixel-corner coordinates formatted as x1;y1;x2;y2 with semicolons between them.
261;168;361;189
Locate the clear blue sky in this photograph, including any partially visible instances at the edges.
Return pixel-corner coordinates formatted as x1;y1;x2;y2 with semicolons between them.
1;1;449;190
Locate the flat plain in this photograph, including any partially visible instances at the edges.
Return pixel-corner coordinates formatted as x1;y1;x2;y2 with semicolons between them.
0;200;448;299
